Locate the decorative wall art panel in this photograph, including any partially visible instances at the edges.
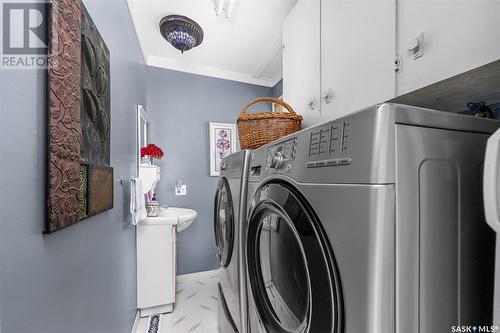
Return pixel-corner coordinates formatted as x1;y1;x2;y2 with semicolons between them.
79;164;88;219
46;0;82;233
79;3;113;219
81;4;110;166
88;166;113;216
46;1;112;233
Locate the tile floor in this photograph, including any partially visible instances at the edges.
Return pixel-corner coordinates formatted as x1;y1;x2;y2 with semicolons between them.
135;270;220;333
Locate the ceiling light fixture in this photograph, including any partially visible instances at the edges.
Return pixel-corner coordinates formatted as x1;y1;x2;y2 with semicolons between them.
214;0;235;18
159;15;204;53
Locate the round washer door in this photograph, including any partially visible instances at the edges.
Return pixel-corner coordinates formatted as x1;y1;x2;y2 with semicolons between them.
214;178;235;268
247;182;343;333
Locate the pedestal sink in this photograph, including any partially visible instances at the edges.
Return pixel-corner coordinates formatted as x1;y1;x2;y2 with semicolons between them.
160;207;197;232
141;207;197;232
137;207;197;317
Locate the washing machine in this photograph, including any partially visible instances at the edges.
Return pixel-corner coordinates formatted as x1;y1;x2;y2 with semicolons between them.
244;103;498;333
215;150;251;333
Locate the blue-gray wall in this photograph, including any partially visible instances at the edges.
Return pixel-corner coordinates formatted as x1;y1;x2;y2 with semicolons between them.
147;67;272;275
0;0;146;332
272;79;283;98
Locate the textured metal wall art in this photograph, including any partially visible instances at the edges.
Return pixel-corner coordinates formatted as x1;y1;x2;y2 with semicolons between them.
46;1;112;233
46;0;82;233
87;165;113;216
80;3;113;219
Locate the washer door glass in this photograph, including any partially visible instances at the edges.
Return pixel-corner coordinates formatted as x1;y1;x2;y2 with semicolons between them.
247;183;343;333
214;178;234;267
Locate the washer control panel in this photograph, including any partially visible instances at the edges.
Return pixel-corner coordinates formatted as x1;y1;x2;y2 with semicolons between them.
266;138;298;170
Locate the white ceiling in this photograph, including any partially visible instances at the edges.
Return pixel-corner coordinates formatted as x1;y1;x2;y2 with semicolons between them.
128;0;297;87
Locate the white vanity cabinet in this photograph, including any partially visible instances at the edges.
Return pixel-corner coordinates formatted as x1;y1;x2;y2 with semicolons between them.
320;0;396;120
397;0;500;95
282;0;321;127
137;221;177;317
136;207;196;317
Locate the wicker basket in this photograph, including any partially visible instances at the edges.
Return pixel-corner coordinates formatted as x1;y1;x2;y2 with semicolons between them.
237;97;303;149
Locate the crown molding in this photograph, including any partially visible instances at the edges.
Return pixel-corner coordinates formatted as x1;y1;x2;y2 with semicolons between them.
147;55;277;87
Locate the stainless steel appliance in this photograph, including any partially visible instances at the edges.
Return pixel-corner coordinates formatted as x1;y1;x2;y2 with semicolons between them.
215;150;251;333
483;128;500;327
244;103;498;333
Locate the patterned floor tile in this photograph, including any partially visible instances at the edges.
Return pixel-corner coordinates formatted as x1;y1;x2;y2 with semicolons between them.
135;270;220;333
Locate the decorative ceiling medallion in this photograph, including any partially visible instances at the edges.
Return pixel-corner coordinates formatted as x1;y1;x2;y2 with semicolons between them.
159;15;204;53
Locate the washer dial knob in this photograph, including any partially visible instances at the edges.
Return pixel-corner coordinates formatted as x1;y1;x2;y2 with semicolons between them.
268;151;284;169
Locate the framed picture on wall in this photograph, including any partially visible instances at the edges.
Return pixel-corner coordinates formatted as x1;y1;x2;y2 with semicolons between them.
209;122;238;177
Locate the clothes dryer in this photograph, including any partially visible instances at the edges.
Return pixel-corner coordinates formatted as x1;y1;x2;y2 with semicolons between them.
244;104;498;333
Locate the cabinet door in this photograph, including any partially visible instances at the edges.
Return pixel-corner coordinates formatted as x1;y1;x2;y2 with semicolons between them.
398;1;500;95
283;0;321;127
321;0;396;120
137;225;175;309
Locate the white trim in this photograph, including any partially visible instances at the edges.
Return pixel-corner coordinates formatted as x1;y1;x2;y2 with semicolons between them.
130;310;140;333
270;72;283;88
176;269;220;283
140;304;173;318
147;55;277;87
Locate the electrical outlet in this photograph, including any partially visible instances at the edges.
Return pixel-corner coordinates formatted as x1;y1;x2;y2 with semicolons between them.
175;185;187;196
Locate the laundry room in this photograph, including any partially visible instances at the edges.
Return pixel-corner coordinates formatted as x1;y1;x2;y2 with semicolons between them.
1;0;500;333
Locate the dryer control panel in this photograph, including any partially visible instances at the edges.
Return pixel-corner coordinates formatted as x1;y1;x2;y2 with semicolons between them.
306;121;352;168
252;104;397;185
266;138;298;171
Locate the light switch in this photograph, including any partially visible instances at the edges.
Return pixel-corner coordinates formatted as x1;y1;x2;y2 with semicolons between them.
175;185;187;196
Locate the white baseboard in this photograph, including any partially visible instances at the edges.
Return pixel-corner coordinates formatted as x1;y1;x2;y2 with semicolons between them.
130;310;140;333
140;304;174;318
176;269;220;282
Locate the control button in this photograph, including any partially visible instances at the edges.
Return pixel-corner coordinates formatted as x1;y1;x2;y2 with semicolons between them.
286;164;292;171
306;162;315;168
338;157;352;166
326;159;339;166
315;160;326;167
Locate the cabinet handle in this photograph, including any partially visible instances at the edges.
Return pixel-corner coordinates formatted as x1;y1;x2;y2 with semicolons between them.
307;96;318;111
408;32;424;60
322;89;334;104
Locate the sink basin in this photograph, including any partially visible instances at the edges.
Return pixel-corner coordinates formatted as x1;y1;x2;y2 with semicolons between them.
141;207;197;232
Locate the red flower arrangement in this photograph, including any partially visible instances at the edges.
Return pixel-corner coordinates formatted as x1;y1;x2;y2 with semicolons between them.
141;144;165;160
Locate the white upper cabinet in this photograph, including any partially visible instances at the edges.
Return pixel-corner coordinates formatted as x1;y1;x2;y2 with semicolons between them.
320;0;396;120
283;0;500;128
397;0;500;95
283;0;321;127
